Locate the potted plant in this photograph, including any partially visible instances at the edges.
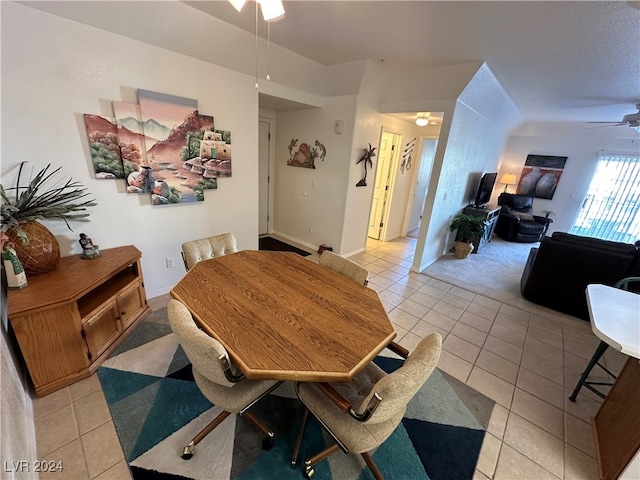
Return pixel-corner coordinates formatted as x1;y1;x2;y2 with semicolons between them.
449;213;487;259
1;162;96;274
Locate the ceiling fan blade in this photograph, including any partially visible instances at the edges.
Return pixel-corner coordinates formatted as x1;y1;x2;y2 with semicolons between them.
585;124;626;130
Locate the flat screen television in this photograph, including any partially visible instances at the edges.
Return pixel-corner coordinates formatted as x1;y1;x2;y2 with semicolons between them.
474;172;497;208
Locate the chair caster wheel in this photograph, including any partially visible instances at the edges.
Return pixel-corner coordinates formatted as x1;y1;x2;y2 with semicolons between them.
304;466;314;479
262;437;273;451
182;443;195;460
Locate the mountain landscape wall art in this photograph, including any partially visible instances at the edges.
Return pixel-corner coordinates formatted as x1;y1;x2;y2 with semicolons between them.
82;88;233;206
113;101;152;193
84;114;125;179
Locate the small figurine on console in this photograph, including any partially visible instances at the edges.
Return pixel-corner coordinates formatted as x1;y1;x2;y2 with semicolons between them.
79;233;101;259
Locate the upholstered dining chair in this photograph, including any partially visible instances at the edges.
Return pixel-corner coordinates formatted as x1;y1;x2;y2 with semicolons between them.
614;276;640;292
181;232;238;270
290;333;442;480
167;299;282;459
318;250;369;286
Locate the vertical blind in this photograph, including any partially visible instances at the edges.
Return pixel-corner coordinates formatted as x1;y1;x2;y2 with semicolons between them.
570;152;640;243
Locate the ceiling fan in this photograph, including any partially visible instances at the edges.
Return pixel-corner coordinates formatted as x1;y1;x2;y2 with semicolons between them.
588;103;640;128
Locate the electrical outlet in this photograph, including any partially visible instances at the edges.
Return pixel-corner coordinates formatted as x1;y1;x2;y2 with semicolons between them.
165;257;175;268
308;226;313;234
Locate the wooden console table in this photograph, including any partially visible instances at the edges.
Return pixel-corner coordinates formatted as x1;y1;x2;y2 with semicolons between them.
463;204;501;253
7;245;150;396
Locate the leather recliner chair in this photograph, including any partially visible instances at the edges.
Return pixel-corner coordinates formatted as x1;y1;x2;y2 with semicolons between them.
495;193;552;243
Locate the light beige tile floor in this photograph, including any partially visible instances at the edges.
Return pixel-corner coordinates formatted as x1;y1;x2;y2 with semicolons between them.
32;236;623;479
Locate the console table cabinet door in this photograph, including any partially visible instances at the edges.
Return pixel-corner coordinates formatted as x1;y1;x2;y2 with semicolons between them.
83;303;122;361
11;303;89;388
117;281;146;330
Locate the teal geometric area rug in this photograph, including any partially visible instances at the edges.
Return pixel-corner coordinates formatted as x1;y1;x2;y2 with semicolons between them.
98;309;494;480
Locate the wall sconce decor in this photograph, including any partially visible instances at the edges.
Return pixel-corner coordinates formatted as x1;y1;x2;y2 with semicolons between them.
356;143;376;187
400;138;415;174
499;172;517;192
287;139;326;169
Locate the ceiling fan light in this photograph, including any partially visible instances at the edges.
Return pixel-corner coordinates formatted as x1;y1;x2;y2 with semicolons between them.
258;0;285;21
228;0;246;12
416;116;429;127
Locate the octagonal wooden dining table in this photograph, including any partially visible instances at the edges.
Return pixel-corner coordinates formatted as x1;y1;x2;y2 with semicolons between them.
170;250;396;382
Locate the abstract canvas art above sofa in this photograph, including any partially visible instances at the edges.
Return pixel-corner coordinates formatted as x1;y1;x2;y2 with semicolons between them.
517;154;567;200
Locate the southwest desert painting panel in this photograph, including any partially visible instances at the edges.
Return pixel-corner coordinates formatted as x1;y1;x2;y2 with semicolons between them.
138;90;216;205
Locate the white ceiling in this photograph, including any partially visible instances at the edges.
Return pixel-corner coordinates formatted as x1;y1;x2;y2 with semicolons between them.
186;0;640;124
20;1;640;125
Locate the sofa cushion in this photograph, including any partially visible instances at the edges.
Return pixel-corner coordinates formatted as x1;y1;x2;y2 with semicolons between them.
511;212;536;222
551;232;637;255
517;220;546;235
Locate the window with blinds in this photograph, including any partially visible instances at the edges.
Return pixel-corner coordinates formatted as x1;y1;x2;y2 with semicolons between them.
570;152;640;243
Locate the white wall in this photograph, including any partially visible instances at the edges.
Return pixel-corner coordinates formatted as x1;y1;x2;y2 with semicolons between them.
500;122;640;234
412;64;523;271
272;95;358;252
341;107;421;254
1;3;261;298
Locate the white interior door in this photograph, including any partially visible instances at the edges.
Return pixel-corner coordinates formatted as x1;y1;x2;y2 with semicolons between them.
258;120;270;235
368;132;397;239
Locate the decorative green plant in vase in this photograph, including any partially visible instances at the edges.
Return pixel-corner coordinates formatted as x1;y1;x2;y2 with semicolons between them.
449;213;487;259
1;162;96;274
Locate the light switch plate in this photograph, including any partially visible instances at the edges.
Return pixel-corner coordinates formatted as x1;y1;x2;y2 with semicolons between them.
334;120;344;134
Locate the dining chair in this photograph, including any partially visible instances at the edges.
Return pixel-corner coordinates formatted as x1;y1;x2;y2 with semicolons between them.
167;299;282;459
614;276;640;292
291;333;442;480
181;232;238;270
318;250;369;286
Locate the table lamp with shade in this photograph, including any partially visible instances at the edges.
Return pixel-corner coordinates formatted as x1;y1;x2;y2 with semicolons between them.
500;173;517;192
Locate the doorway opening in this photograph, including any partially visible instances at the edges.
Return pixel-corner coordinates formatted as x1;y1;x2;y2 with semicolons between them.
258;118;273;236
406;138;438;238
368;130;402;240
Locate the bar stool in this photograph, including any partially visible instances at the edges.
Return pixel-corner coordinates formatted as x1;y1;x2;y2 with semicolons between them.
569;277;640;402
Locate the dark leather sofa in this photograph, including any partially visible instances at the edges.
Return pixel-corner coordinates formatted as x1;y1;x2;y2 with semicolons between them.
495;193;552;243
520;232;640;320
